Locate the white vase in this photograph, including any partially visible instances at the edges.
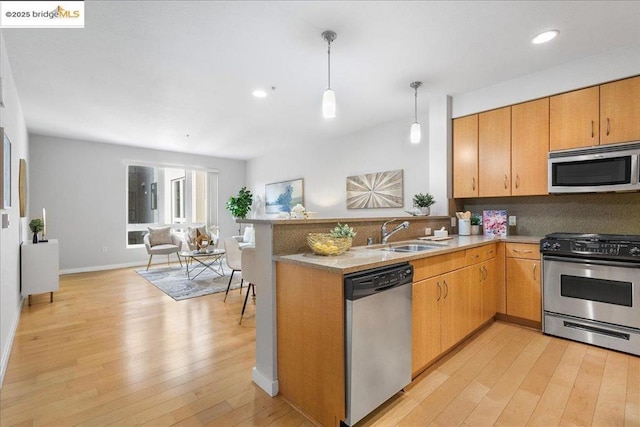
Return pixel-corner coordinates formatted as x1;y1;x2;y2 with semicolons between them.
419;207;430;216
471;225;481;235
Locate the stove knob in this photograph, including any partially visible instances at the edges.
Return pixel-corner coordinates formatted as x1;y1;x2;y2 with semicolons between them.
541;242;551;250
552;243;561;250
630;247;640;256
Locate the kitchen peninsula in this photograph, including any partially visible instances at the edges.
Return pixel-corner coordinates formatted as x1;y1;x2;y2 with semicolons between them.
244;216;540;426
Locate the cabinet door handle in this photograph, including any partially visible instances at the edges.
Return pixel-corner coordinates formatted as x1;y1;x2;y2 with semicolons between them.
471;254;479;259
443;280;449;299
479;266;484;283
437;282;442;302
591;120;594;138
504;174;508;189
483;266;488;282
488;250;494;255
472;177;476;191
533;263;537;281
606;118;610;136
515;174;520;189
513;248;532;254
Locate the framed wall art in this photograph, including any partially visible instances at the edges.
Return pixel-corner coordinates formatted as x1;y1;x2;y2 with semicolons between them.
19;158;26;217
265;178;304;213
346;169;403;209
0;128;11;209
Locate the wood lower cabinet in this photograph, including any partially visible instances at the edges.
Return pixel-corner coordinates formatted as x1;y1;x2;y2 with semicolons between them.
276;262;345;427
411;245;496;377
412;276;442;375
505;243;542;324
479;258;497;324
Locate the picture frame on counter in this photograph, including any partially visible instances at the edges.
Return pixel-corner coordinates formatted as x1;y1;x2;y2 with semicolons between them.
483;210;508;237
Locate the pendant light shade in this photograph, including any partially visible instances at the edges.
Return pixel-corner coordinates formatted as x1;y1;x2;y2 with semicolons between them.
410;121;421;144
323;88;336;118
410;81;423;144
322;30;337;118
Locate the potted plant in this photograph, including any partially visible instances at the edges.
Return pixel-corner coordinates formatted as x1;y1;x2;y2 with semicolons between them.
412;193;435;215
471;214;482;235
226;187;253;234
29;218;44;244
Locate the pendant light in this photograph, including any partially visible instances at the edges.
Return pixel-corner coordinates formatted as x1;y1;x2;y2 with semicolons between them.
410;81;422;144
321;30;337;118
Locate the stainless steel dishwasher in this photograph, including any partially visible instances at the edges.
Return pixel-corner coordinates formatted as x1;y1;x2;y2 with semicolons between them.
344;262;413;426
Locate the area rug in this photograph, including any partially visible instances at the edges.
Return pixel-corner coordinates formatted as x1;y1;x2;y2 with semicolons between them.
135;264;244;301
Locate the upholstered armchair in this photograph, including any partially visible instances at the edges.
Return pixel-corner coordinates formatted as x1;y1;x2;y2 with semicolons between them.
143;227;183;270
233;225;255;249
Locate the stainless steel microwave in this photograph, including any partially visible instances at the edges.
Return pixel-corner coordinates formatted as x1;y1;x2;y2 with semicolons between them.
549;142;640;193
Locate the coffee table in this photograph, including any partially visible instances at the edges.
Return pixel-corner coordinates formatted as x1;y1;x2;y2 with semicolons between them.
179;248;226;280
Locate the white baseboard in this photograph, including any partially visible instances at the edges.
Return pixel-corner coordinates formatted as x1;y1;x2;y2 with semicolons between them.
60;261;150;275
0;296;24;388
252;367;279;397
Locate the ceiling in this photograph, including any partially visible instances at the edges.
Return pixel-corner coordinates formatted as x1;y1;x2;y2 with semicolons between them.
3;1;640;160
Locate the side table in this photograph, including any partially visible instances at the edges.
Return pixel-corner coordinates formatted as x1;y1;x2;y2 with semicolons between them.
21;239;59;306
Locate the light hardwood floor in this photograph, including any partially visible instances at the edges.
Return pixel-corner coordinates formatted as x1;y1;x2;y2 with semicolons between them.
2;267;639;426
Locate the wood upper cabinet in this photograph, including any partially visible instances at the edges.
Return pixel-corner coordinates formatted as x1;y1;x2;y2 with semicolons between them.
511;98;549;196
600;76;640;145
453;114;479;198
479;107;511;197
550;86;600;151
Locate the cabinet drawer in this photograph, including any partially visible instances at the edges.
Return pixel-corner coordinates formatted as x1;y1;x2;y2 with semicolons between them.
505;243;540;260
465;244;497;266
411;252;465;282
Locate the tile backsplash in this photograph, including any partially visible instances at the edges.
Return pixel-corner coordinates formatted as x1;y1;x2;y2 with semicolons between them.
462;192;640;237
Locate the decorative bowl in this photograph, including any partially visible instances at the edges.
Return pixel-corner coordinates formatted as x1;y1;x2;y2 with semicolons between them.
307;233;352;256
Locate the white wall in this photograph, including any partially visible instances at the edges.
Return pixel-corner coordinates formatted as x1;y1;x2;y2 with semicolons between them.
28;135;246;272
247;45;640;216
0;32;30;386
453;44;640;118
246;119;433;218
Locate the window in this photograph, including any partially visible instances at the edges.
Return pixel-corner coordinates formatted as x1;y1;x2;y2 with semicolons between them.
126;164;218;246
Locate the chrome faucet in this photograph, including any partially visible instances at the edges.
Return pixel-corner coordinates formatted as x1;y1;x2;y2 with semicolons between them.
381;218;410;244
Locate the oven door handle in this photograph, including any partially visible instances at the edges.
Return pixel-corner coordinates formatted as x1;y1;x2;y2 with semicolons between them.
543;255;640;269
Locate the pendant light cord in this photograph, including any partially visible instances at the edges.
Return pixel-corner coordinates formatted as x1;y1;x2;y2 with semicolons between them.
414;88;418;122
327;40;332;89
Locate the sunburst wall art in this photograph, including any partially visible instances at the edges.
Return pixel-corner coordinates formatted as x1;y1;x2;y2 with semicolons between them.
346;169;404;209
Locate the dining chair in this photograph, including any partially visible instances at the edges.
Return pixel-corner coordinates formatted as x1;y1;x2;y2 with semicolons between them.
239;246;257;325
223;237;243;302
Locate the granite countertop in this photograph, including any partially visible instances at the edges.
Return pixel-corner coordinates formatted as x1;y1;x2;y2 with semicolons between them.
275;235;542;274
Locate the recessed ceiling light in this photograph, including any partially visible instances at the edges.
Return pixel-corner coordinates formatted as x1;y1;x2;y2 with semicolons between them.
252;89;268;98
532;30;559;44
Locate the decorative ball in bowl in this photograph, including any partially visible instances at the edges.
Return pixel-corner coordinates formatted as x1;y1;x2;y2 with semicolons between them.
307;233;353;256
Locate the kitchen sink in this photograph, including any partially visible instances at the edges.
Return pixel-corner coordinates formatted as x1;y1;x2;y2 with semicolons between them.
384;244;438;252
363;240;450;253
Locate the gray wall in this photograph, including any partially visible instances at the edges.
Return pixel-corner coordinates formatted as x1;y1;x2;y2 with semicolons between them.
28;135;246;272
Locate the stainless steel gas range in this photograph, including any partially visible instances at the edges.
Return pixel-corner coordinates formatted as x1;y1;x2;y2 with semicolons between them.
541;233;640;356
